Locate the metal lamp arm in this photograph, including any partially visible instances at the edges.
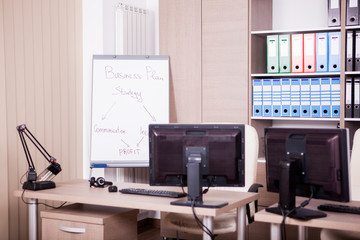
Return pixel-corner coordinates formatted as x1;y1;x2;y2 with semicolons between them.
17;125;36;170
16;124;54;165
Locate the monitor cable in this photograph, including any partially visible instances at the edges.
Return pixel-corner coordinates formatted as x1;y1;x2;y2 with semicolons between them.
180;176;216;239
202;177;215;194
191;199;216;240
179;175;187;195
279;190;314;240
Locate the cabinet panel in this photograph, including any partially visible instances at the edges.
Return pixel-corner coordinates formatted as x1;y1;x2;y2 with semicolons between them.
42;218;104;240
41;204;138;240
159;0;202;123
202;0;249;123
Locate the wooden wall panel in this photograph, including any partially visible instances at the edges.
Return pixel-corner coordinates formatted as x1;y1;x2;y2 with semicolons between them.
160;0;249;124
202;0;249;123
159;0;202;123
0;0;83;239
0;1;9;239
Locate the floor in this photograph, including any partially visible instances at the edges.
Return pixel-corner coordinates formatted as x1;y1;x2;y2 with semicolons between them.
138;218;162;240
137;219;322;240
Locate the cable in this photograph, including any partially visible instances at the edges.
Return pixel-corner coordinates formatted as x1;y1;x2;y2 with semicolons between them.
179;175;187;195
179;175;215;239
20;170;28;185
191;200;215;240
202;177;214;194
279;190;314;240
21;189;67;209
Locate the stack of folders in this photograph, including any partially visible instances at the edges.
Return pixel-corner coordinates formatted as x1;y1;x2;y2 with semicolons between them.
345;77;360;118
267;32;341;73
253;78;340;118
346;30;360;71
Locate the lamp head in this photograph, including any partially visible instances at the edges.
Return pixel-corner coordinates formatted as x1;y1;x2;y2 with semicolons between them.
37;160;62;182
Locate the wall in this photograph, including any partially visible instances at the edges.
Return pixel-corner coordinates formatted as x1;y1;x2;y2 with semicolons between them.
0;0;83;239
273;0;328;30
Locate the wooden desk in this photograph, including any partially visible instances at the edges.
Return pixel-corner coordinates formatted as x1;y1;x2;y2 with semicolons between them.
15;179;259;240
255;197;360;240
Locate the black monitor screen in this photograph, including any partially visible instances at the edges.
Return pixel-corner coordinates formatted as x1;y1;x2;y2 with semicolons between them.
149;124;245;187
265;128;350;206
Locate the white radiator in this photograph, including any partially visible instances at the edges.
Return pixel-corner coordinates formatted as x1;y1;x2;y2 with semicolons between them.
115;3;147;55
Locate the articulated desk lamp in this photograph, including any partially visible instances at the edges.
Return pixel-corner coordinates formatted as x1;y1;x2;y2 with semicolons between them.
17;124;62;190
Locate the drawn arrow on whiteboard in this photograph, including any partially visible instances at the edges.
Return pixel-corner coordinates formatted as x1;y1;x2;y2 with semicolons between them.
143;105;156;122
121;139;130;148
137;136;144;147
102;101;116;120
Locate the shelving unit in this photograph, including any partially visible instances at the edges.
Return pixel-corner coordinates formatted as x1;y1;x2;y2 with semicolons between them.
248;0;360;155
251;73;340;77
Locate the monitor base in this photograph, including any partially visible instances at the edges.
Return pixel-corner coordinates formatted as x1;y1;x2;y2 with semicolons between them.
266;206;327;220
23;181;56;191
171;199;228;208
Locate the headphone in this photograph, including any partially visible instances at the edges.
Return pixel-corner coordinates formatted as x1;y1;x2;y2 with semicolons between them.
89;177;113;188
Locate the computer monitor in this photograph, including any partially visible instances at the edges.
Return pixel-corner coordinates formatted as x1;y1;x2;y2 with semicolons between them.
149;124;245;208
264;127;351;220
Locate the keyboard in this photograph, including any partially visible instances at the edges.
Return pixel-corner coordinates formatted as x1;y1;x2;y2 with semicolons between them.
317;203;360;215
119;188;187;198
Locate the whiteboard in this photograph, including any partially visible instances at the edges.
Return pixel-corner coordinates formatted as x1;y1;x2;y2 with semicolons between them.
90;55;169;167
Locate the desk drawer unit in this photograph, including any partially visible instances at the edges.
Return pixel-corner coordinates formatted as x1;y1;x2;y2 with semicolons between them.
41;203;138;240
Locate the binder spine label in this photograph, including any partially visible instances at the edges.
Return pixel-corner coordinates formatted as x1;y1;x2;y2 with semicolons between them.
290;79;301;117
354;78;360;118
320;78;332;117
330;36;340;55
356;32;360;58
345;77;353;118
300;79;311;117
252;79;263;117
272;79;281;116
279;35;291;73
331;78;340;117
281;79;291;117
316;33;329;72
262;79;272;116
310;78;321;117
267;35;279;73
329;32;341;72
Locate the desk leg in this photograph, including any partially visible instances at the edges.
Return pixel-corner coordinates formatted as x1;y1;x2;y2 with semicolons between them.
298;225;307;240
29;198;38;240
203;216;214;240
236;205;246;240
270;223;281;240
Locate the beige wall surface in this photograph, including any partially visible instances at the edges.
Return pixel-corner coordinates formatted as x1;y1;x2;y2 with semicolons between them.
0;0;83;239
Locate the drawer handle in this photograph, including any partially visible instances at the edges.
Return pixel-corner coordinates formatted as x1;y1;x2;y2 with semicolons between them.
59;226;86;234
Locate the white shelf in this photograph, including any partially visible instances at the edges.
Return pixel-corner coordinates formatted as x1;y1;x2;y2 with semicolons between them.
251;116;340;121
345;71;360;75
251;27;341;35
251;72;340;77
344;118;360;122
345;25;360;30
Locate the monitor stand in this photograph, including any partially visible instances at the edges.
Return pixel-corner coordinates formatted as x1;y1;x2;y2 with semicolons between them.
171;151;228;208
266;206;326;220
266;159;326;220
171;199;229;209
